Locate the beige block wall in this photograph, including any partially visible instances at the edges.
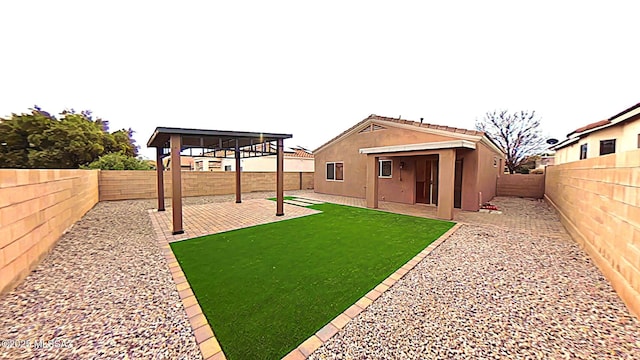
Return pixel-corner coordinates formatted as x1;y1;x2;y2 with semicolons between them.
0;169;99;294
545;149;640;317
99;171;315;201
497;174;545;198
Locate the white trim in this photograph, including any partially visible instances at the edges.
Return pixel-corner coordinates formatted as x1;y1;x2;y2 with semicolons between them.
479;137;505;158
325;161;344;181
378;159;392;178
610;106;640;126
551;136;580;151
359;140;476;154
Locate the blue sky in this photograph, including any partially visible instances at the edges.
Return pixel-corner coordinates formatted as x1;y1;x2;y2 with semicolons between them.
1;1;638;159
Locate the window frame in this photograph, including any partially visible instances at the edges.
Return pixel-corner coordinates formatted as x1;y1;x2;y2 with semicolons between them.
579;143;588;160
599;139;616;156
378;159;393;178
326;161;344;181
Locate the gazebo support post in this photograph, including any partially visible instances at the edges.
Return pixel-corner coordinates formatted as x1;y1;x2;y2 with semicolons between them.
276;138;284;216
156;147;165;211
235;139;241;203
170;134;184;234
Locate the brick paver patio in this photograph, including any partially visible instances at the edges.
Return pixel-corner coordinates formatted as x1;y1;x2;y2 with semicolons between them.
149;198;320;243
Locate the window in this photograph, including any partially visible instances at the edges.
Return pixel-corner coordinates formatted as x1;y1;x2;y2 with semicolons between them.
493;157;498;167
224;165;232;171
379;160;392;178
579;144;588;160
637;134;640;148
599;139;616;156
326;162;344;181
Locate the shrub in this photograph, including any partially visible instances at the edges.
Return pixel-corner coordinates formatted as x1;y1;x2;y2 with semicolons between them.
83;152;151;170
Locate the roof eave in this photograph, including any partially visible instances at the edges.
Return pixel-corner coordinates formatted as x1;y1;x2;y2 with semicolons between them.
359;140;477;154
147;127;293;148
314;116;484;154
551;137;579;151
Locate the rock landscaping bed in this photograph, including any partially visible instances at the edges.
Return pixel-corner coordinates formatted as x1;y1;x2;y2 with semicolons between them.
0;200;201;360
310;224;640;359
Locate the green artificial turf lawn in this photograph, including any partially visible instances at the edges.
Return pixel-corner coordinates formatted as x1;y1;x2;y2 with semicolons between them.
171;203;454;360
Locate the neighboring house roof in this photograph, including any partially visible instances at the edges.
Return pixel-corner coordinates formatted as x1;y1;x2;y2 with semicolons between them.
314;114;503;156
552;101;640;151
162;156;194;168
286;146;314;158
567;119;610;137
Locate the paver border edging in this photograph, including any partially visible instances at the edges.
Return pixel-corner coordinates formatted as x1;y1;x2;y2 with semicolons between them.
282;222;464;360
149;209;227;360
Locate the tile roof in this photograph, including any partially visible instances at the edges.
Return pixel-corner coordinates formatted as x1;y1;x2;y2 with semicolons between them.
162;156;194;168
367;114;484;136
568;119;610;137
314;114;484;153
286;148;314;158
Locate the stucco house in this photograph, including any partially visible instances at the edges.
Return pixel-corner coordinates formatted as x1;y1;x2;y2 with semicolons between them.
314;114;505;220
552;102;640;164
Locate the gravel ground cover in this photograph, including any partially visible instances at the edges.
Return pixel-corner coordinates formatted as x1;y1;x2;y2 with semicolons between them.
310;223;640;359
2;192;638;360
0;200;201;360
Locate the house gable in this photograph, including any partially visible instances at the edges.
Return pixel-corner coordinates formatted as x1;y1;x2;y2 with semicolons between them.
315;115;485;154
358;123;387;134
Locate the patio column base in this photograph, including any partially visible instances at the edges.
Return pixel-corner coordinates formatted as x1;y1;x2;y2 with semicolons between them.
236;200;241;204
276;213;284;217
172;230;184;235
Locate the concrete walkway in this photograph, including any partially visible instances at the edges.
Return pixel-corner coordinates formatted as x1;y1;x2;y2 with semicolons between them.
298;192;568;237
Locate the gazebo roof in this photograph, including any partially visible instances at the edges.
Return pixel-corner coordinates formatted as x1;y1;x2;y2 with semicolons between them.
147;127;293;150
149;126;291;235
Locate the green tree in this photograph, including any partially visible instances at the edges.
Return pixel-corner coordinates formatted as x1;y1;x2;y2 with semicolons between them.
475;110;547;174
0;107;139;168
83;152;151;170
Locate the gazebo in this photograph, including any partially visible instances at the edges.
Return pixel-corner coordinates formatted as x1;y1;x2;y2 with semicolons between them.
147;127;293;234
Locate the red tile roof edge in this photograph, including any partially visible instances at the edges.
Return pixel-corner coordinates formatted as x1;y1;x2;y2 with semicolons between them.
568;119;611;137
368;115;484;136
567;101;640;138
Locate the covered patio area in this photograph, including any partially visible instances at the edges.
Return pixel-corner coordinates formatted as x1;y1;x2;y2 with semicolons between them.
147;127;293;235
359;143;463;220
